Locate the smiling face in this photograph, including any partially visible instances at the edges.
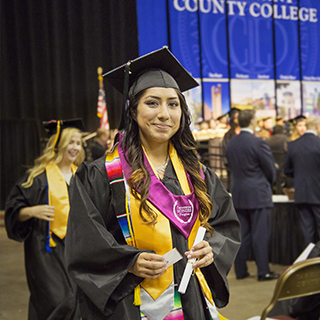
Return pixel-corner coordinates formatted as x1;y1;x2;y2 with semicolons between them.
296;120;306;136
135;87;182;147
61;132;82;165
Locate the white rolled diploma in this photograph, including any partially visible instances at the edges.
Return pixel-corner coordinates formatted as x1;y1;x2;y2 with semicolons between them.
178;226;206;294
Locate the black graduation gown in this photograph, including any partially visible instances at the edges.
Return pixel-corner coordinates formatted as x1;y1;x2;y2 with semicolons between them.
65;157;241;320
5;172;80;320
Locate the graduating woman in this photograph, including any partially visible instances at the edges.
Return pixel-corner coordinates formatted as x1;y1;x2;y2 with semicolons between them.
65;48;241;320
290;115;307;141
5;119;85;320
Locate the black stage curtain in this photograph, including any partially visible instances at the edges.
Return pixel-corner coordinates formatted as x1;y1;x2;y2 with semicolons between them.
1;0;139;209
270;203;304;265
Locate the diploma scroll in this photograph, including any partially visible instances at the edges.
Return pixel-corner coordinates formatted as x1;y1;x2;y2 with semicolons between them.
178;226;206;294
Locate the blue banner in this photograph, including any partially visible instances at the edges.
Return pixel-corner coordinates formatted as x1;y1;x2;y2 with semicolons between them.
136;0;168;55
199;3;229;79
300;0;320;81
168;1;201;79
274;0;300;80
136;0;320;118
228;0;275;80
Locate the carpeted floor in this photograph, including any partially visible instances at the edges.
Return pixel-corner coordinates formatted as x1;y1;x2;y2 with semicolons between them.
0;226;288;320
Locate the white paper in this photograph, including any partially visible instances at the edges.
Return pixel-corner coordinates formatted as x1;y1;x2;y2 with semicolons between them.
178;226;206;294
246;317;275;320
294;242;315;264
163;248;183;268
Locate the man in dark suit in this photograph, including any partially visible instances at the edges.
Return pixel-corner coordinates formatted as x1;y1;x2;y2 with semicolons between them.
284;115;320;248
226;109;278;281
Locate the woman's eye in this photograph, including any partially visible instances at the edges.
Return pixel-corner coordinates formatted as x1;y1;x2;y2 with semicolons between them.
146;100;158;106
169;102;179;107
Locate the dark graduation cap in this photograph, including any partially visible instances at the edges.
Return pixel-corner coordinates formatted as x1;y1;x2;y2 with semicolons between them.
216;112;229;121
288;114;307;125
228;107;241;116
276;116;283;121
217;107;242;121
103;46;199;130
43;118;85;154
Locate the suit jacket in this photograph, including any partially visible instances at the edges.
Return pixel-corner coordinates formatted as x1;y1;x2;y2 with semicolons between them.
284;132;320;204
267;133;288;155
267;133;288;169
226;131;276;209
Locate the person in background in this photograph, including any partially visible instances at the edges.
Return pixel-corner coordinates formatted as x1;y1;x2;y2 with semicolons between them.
226;109;279;281
276;116;284;127
283;115;307;190
91;127;110;160
284;115;320;248
65;47;241;320
222;108;241;192
275;116;289;135
194;120;212;166
255;118;264;132
289;115;307;141
267;125;289;194
222;108;241;149
256;117;273;140
5;119;85;320
209;117;216;130
214;112;229;139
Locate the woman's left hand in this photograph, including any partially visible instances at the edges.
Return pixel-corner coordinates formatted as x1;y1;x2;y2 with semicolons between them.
184;240;214;269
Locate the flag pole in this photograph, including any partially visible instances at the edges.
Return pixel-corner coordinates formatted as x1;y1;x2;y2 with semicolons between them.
96;67;110;131
97;67;103;89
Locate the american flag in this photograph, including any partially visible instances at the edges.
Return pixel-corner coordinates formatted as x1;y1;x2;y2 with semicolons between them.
97;88;109;130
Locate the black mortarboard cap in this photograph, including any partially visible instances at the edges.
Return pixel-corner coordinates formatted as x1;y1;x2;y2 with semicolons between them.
217;107;242;121
43;118;85;154
103;47;199;130
288;114;306;125
216;112;229;121
103;47;198;94
228;107;241;116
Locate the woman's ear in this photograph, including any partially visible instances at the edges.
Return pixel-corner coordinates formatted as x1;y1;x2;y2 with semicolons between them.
131;109;137;121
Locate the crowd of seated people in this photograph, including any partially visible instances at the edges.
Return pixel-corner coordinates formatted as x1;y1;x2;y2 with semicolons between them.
193;110;311;195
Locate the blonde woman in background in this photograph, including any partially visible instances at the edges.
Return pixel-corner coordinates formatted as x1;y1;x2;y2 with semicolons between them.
290;115;307;141
5;119;85;320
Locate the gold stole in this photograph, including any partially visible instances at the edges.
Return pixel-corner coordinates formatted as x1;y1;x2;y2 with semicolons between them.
129;144;213;305
46;163;77;247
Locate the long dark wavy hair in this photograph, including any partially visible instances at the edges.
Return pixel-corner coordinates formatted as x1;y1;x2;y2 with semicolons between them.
121;88;213;234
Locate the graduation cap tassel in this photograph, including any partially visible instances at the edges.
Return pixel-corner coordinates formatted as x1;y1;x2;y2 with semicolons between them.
118;61;132;131
52;120;61;154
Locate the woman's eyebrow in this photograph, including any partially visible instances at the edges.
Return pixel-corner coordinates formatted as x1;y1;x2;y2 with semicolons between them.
145;95;179;99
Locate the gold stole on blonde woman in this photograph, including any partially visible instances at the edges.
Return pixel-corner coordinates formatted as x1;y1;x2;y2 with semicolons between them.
46;163;77;247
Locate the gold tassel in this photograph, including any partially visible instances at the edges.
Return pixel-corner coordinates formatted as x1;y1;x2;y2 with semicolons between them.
48;230;57;248
52;121;61;154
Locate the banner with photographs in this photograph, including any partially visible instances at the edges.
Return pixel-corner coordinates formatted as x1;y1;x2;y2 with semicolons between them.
136;0;320;125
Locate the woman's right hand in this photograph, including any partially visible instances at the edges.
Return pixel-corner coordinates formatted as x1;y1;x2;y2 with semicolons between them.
129;252;167;279
19;205;55;222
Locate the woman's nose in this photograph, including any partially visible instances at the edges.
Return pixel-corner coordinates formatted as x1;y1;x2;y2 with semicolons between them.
158;104;170;119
